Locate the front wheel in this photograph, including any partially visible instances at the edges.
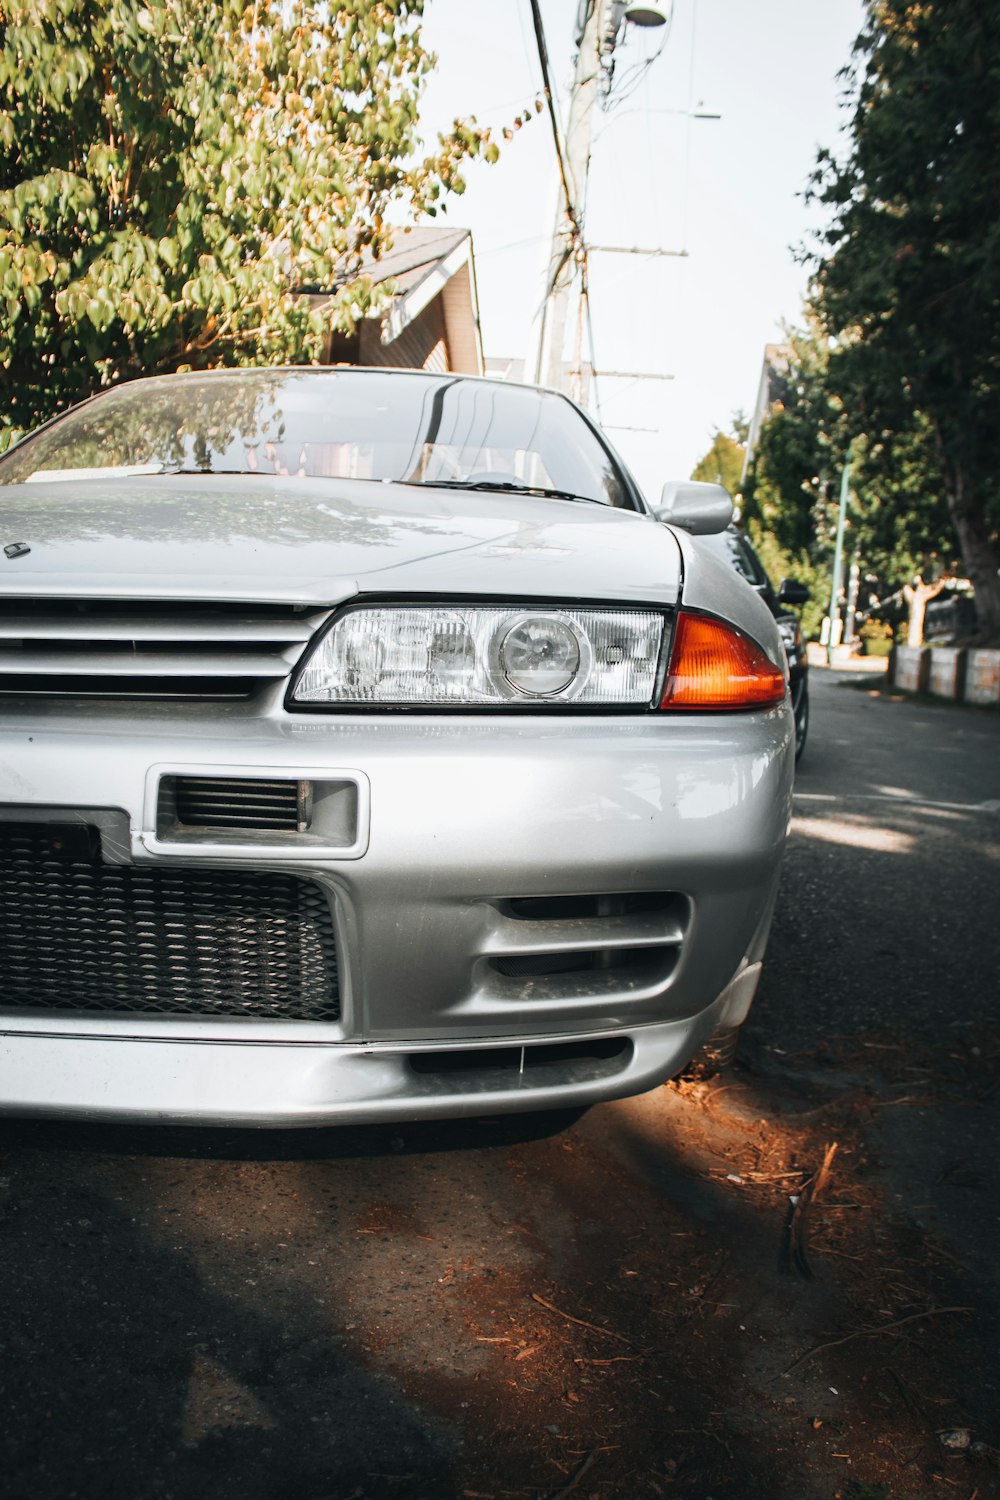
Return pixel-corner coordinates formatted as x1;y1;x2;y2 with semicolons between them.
794;681;809;762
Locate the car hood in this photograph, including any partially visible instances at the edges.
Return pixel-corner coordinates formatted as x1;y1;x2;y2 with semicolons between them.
0;474;681;606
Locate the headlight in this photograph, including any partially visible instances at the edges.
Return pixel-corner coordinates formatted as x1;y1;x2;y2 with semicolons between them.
291;605;666;706
776;617;802;653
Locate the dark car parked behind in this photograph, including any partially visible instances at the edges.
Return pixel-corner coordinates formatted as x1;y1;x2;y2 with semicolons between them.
697;526;810;760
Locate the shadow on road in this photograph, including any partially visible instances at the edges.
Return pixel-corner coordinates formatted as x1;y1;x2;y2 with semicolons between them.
0;1180;456;1500
1;1105;587;1163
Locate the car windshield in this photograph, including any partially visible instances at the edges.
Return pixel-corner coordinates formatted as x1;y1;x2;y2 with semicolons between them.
0;369;631;507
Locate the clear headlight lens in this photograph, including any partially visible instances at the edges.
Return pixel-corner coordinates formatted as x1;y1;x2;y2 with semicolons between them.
776;617;802;651
498;615;582;695
292;606;665;706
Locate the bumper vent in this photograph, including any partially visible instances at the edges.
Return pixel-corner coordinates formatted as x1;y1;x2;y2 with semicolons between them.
407;1037;630;1088
170;776;310;832
0;599;329;699
491;947;667;980
484;891;688;1000
0;823;340;1021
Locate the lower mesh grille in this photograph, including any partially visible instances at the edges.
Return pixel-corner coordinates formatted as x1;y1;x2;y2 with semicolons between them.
0;823;339;1021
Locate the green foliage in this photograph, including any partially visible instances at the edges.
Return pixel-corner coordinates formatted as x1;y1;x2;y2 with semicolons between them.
692;395;831;639
740;330;842;560
745;518;829;643
742;324;962;633
0;0;503;445
690;427;745;496
858;616;894;655
847;415;957;583
807;0;1000;634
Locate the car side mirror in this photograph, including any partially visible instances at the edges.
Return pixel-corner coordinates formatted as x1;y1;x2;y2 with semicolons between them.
652;480;734;535
777;578;809;606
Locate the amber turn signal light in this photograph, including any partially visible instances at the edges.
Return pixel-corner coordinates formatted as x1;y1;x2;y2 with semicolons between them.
660;610;787;711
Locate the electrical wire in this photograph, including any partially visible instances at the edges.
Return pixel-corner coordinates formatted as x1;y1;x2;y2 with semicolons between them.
476;232;547;259
527;0;585;259
602;7;674;113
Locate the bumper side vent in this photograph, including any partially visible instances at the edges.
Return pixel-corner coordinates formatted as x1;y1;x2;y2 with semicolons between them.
504;892;676;921
407;1037;630;1089
149;771;366;855
483;890;689;1002
169;776;310;833
491;946;666;980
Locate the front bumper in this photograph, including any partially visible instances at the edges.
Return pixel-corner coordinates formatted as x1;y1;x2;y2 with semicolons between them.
0;700;792;1124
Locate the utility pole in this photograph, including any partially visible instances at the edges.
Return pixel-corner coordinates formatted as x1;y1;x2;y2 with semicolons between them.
529;1;677;397
532;0;606;390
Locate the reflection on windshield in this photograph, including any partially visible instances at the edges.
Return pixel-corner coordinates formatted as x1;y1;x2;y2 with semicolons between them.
1;370;631;507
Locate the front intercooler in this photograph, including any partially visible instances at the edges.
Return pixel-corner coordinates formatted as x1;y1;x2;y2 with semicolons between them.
0;822;340;1022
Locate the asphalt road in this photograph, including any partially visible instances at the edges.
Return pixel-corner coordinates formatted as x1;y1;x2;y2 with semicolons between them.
2;672;998;1500
762;669;1000;1050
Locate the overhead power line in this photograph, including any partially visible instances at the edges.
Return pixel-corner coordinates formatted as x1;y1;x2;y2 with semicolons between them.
589;245;688;257
599;370;675;381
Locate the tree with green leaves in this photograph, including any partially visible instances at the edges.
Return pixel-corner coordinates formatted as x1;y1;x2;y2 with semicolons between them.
0;0;502;447
741;325;963;643
690;405;829;639
740;331;840;560
690;426;745;498
808;0;1000;637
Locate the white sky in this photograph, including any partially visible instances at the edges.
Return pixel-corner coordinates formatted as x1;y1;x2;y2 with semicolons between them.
412;0;865;499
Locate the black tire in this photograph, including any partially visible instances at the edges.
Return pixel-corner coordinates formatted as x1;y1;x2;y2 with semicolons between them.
794;681;809;762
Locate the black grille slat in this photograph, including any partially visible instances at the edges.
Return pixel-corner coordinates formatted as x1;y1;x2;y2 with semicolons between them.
0;673;257;698
177;813;296;828
0;824;339;1021
0;600;328;700
172;776;304;833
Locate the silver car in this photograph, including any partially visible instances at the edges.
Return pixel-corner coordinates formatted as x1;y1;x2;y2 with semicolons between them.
0;368;793;1126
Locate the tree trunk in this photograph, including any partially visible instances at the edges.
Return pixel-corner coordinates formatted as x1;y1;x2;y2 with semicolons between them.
903;579;949;647
934;431;1000;638
948;506;1000;638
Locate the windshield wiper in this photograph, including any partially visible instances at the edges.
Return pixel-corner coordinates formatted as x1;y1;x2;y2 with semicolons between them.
402;479;606;505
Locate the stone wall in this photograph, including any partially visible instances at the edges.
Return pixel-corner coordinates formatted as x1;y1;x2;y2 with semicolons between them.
890;645;1000;705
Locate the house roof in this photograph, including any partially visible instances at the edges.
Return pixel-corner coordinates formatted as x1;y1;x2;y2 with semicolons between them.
304;226;483;375
358;226;471;297
742;342;794;480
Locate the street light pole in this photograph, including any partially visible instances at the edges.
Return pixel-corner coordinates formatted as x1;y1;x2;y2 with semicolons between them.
827;452;851;666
